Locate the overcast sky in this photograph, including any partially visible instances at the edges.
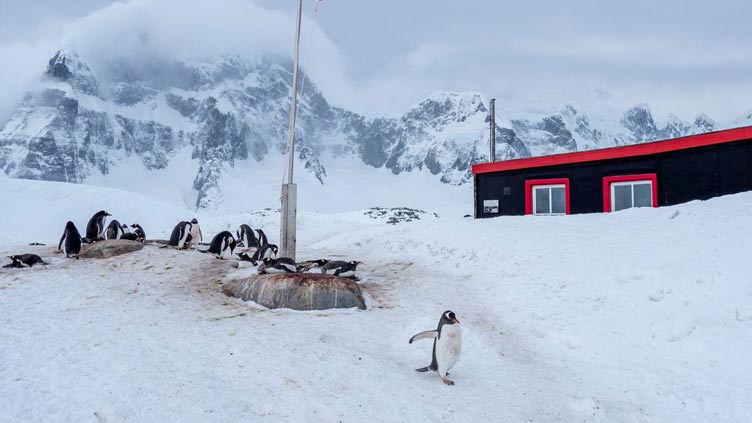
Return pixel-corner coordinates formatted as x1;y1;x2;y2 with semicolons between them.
1;0;751;122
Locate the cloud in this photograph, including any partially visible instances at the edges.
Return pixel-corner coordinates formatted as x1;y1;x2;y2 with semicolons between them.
0;0;351;122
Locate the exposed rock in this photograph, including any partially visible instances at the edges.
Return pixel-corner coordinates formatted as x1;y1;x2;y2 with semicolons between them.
79;239;144;259
222;273;366;310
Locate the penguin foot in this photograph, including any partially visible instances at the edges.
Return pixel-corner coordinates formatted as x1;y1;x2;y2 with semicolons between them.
441;377;454;386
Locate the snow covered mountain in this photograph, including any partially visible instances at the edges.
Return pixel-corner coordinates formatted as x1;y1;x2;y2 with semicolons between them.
0;49;748;210
0;51;526;210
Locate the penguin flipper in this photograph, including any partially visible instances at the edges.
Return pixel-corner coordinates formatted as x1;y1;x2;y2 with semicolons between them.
414;366;432;372
58;233;66;251
409;330;439;344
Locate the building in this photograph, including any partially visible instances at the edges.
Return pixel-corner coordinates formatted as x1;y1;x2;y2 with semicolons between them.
472;126;752;218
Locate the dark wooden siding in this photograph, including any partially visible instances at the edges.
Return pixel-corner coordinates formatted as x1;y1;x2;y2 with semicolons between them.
475;138;752;218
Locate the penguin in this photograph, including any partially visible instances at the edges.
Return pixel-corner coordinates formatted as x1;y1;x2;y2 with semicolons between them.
188;218;202;248
130;223;146;242
409;310;462;385
167;221;193;249
236;251;258;265
236;224;258;248
58;221;82;258
105;219;125;240
6;254;48;267
320;260;361;278
259;243;278;259
84;210;111;242
255;229;269;247
297;259;330;273
120;232;139;241
257;257;298;274
200;231;236;259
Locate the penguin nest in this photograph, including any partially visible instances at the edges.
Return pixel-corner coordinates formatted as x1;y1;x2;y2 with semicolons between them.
222;273;366;311
79;239;145;259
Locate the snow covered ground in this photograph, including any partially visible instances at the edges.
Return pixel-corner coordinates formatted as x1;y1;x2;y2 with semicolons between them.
1;177;751;422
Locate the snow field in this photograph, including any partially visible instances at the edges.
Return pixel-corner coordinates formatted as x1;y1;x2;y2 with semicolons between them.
1;178;751;422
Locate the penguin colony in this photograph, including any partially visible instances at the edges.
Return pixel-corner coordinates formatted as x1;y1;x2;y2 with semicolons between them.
4;210;462;385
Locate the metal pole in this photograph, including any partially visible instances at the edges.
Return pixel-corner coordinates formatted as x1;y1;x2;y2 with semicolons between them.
489;98;496;162
280;0;303;260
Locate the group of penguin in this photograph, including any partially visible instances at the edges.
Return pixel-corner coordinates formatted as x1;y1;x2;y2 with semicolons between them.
58;210;146;259
165;220;362;277
5;210;463;386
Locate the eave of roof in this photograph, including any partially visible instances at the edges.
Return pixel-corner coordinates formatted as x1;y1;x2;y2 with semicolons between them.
472;125;752;175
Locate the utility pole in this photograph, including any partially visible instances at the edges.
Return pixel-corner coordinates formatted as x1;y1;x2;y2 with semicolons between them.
489;98;496;162
280;0;303;260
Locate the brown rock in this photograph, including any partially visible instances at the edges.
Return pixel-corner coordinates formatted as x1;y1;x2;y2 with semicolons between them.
222;273;367;311
79;239;145;259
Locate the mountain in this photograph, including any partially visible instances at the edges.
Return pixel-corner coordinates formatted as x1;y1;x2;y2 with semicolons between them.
0;49;744;210
0;50;527;210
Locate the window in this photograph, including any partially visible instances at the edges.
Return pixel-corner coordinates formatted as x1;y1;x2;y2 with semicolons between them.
525;178;570;215
603;174;658;212
533;185;566;215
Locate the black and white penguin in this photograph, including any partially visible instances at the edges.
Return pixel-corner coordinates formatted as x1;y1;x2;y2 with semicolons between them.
167;221;192;249
297;259;330;273
320;260;361;277
201;231;236;259
409;310;462;385
130;223;146;242
257;257;298;274
259;243;278;259
58;221;83;258
120;232;139;241
255;229;269;247
236;224;258;248
84;210;111;242
6;254;48;267
188;218;202;248
105;219;125;240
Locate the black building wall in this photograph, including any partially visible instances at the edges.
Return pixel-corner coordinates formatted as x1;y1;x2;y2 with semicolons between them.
475;138;752;218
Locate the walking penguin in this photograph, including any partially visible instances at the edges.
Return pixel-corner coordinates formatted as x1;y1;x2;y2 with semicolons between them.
409;310;462;385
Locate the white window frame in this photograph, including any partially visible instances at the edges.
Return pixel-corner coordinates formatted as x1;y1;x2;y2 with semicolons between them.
610;180;653;211
532;184;567;216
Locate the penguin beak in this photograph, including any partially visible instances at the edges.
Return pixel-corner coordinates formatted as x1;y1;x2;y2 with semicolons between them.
452;318;460;324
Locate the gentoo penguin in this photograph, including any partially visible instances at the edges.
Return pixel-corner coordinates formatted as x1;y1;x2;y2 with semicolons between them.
7;254;48;267
58;221;82;258
255;229;269;247
320;260;361;277
167;221;193;249
84;210;111;242
257;257;298;274
201;231;236;259
297;259;329;273
188;218;202;248
120;232;139;241
130;223;146;242
259;243;278;259
409;310;462;385
105;219;125;240
237;224;258;248
236;251;258;265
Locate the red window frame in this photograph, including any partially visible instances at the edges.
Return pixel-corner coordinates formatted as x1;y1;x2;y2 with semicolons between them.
524;178;571;215
602;173;658;212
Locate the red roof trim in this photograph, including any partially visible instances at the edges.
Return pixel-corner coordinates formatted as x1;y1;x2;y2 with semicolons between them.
472;126;752;175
